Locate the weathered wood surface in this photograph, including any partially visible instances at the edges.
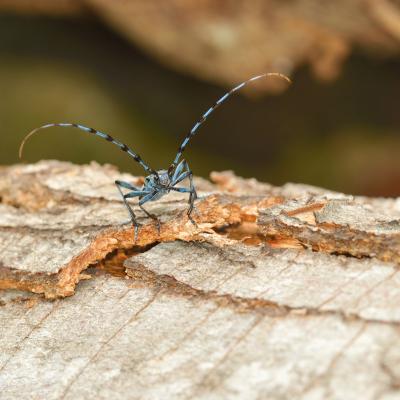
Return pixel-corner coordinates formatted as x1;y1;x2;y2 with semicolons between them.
1;161;400;399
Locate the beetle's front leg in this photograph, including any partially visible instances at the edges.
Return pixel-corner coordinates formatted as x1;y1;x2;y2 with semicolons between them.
170;160;199;225
170;185;198;226
138;191;162;235
115;180;148;241
186;175;198;225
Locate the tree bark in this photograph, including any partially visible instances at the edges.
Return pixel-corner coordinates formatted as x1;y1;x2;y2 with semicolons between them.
1;161;400;399
3;1;400;88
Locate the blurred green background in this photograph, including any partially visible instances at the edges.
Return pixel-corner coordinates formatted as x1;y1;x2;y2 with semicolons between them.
1;12;400;196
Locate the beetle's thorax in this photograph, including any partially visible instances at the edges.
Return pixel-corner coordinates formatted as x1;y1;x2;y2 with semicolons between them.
157;170;170;187
143;170;171;193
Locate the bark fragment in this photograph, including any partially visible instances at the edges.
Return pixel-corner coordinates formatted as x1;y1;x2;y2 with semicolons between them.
259;196;400;263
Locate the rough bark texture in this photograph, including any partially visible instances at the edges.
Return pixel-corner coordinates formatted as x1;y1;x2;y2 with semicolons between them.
3;0;400;89
1;161;400;399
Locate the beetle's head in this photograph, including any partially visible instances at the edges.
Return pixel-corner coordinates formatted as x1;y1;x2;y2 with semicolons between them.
144;170;170;190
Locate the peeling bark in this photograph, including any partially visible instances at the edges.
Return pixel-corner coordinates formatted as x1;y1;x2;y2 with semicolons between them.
1;161;400;399
83;0;400;86
0;162;244;297
3;1;400;88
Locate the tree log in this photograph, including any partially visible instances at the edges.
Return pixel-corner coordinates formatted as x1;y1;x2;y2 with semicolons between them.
1;161;400;399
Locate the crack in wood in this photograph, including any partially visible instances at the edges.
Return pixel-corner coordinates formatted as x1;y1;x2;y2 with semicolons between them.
0;300;60;372
59;289;160;400
316;262;375;309
300;322;368;397
187;314;266;399
125;254;400;327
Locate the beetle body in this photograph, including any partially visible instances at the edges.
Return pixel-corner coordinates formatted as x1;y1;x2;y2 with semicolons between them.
19;73;290;240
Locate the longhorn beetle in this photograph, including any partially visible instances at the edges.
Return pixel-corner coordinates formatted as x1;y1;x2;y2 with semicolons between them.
19;72;290;240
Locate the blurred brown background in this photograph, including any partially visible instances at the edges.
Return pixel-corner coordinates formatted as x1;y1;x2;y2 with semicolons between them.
1;0;400;196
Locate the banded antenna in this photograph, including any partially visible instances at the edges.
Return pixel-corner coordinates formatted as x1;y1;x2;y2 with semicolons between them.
19;123;156;175
169;72;291;173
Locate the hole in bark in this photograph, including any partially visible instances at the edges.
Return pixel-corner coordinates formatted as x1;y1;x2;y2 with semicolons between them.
214;222;265;246
214;222;306;249
329;250;372;259
95;242;159;277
